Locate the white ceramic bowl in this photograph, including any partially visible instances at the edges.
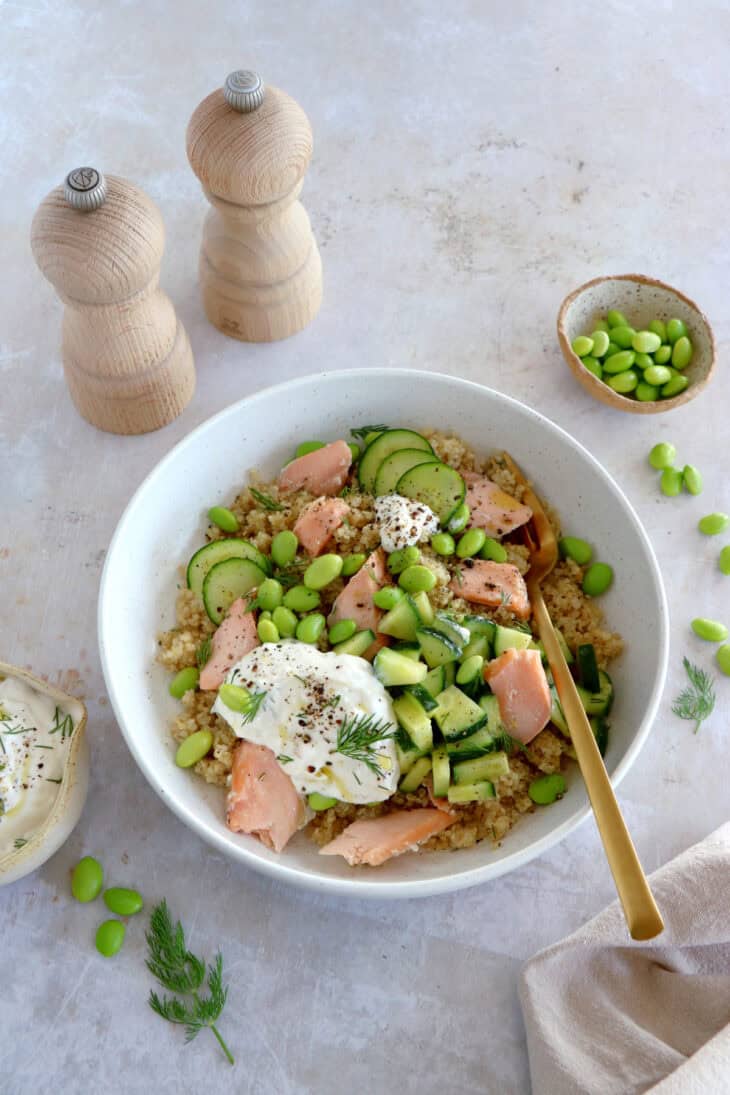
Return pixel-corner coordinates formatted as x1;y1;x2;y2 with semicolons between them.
99;370;668;899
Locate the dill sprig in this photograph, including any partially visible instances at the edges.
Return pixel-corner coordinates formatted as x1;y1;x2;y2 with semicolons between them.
671;657;716;734
196;637;212;669
239;691;268;724
146;900;234;1065
49;706;74;741
350;424;388;444
274;560;307;589
13;837;28;850
336;712;396;774
249;487;284;512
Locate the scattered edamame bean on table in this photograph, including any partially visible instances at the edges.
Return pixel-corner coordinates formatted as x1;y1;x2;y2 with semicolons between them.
572;313;694;403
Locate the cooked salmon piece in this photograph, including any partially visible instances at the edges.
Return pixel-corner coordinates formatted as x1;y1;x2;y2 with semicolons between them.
328;548;388;659
425;779;456;815
294;497;350;557
483;647;551;744
451;559;531;619
319;808;455;866
463;472;532;538
226;741;308;852
199;598;259;691
278;440;353;496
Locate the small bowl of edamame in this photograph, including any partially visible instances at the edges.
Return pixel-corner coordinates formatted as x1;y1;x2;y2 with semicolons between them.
557;274;715;414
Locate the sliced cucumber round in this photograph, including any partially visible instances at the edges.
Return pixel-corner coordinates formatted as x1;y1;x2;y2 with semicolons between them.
358;429;433;494
202;557;266;624
374;449;440;496
187;538;270;595
396;461;465;524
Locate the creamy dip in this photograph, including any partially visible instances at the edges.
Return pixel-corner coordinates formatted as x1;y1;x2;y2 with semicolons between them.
374;493;440;552
213;642;400;804
0;676;76;855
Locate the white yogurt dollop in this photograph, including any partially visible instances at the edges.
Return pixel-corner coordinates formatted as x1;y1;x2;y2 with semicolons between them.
213;642;400;804
374;493;440;552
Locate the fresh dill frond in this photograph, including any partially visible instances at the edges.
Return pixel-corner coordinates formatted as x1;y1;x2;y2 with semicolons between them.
13;837;28;850
146;900;233;1065
274;561;307;589
499;589;513;608
195;637;212;669
671;657;716;734
249;487;284;512
336;712;396;774
239;691;268;724
350;424;388;444
49;706;74;741
276;754;293;764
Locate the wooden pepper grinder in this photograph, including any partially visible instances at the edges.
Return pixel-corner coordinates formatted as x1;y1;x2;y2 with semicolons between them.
186;70;322;342
31;168;195;435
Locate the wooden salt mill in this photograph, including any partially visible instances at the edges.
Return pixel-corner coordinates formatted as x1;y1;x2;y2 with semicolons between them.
186;70;322;342
31;168;195;435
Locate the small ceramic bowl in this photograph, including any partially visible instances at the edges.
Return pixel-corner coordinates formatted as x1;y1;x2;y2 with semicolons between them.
0;662;89;886
557;274;715;414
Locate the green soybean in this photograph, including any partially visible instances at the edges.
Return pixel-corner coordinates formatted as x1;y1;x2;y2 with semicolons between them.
609;325;636;349
218;683;253;712
169;667;199;698
272;605;297;637
572;335;594;357
296;440;325;458
649;442;676;469
257;618;280;644
607;370;639;394
633;352;654;371
661;468;683;496
644;364;672;387
431;532;456;556
605;341;620;357
593;319;610;333
636;382;659;402
590;330;610;357
257;578;284;612
308;792;337;811
719;546;730;575
632;330;662;354
175;730;214;768
271;530;298;568
528;773;566;805
559;536;592;565
582;358;603;380
96;920;125;958
603;350;636;374
716;644;730;677
208;506;239;533
479;537;508;563
399;565;437;593
606;309;628;328
456;528;487;558
648;319;667;342
259;610;272;621
296;613;326;644
654;344;672;365
671;336;693;369
387;545;420;574
103;887;144;917
666;317;687;343
283;584;321;612
682;465;703;496
304;554;343;590
691;617;728;643
71;856;103;903
661;374;689;398
342;553;366;577
328;618;357;645
447;503;471;534
373;586;405;611
582;562;613;596
698;513;730;536
348;442;361;463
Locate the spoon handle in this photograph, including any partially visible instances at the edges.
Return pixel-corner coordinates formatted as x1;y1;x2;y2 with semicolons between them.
531;587;664;941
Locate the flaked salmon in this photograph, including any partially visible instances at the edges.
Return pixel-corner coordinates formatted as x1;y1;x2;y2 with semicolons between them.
294;496;350;557
463;472;532;538
319;808;455;866
328;548;389;658
483;647;551;744
226;741;308;852
278;440;352;496
199;598;259;691
451;559;530;619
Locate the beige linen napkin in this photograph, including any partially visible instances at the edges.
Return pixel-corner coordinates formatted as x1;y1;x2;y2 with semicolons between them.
519;823;730;1094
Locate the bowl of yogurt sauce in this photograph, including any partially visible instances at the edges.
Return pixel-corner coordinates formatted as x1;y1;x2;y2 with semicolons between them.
0;662;89;886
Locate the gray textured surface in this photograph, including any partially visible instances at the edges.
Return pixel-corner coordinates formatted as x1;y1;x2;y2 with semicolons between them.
2;2;729;1092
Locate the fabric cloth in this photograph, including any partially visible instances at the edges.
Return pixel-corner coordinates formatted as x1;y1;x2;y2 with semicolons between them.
519;822;730;1094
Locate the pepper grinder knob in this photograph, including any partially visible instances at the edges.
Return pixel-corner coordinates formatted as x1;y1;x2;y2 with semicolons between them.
63;166;107;212
224;70;265;113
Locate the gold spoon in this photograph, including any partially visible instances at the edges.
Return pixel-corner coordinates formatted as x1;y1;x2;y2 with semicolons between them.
502;452;664;941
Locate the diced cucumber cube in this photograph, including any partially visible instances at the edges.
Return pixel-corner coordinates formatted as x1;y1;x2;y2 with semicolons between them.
373;647;428;687
447;781;495;804
452;751;509;785
434;685;488;741
398;754;432;793
431;745;450;797
392;692;433;752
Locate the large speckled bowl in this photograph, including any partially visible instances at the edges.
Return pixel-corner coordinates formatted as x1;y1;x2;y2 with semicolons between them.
99;370;668;899
557;274;715;413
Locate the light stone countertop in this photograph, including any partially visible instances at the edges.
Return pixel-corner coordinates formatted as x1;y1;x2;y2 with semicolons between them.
2;3;729;1093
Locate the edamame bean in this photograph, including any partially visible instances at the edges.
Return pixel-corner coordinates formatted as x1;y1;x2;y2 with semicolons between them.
272;605;297;637
175;730;214;768
559;536;592;565
644;364;672;387
648;319;667;342
691;617;728;642
593;319;610;333
661;374;689;398
682;465;703;496
456;655;484;685
649;442;676;470
456;528;487;558
208;506;239;533
528;773;566;805
295;440;325;458
606;309;628;328
257;618;280;644
590;330;610;357
348;442;361;462
633;352;654;370
636;382;659;402
387;545;420;574
96;920;125;958
671;336;693;369
399;565;437;593
447;503;471;534
71;856;103;903
271;530;298;568
479;537;508;563
342;553;366;577
607;369;639;394
609;325;636;349
169;667;199;699
582;358;603;380
296;613;326;644
328;618;357;645
283;584;321;612
259;610;272;621
582;562;613;596
572;335;594;357
603;350;636;374
719;546;730;575
654;344;672;364
698;513;730;535
661;468;683;496
308;792;337;811
605;341;620;356
716;644;730;676
304;554;343;590
666;317;687;343
431;532;455;556
218;683;253;712
104;887;144;916
632;330;662;354
373;586;405;611
257;578;284;611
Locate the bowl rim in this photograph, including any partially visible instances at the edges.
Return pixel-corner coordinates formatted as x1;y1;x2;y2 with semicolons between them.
557;273;716;415
98;368;670;898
